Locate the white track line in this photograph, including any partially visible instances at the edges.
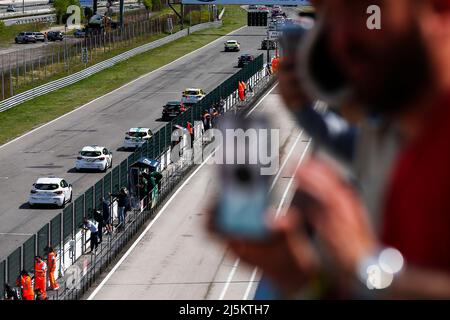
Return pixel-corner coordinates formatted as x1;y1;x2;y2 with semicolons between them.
245;84;277;117
243;267;258;300
0;26;247;151
218;258;241;300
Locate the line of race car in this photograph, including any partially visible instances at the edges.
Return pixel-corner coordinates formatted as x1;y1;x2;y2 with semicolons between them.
26;9;289;210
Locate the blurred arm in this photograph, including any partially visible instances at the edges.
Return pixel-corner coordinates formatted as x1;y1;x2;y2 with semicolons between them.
295;105;358;162
385;267;450;299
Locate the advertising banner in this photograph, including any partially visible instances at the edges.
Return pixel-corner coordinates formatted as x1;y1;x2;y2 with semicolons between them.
79;0;93;8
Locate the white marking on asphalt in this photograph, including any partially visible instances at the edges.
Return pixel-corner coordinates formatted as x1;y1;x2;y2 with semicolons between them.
269;130;304;192
243;267;258;300
245;84;277;117
218;258;241;300
0;26;248;151
0;232;34;236
276;141;311;218
218;126;307;300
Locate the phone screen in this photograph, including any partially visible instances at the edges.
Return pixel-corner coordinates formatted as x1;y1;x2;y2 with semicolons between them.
215;115;271;240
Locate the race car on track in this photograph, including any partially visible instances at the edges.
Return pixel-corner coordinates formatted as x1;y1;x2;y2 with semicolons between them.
181;88;206;107
75;145;113;172
224;40;240;52
162;101;186;120
123;127;153;149
28;177;73;208
238;54;255;68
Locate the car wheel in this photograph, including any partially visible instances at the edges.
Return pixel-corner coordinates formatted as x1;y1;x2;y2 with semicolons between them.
68;191;73;203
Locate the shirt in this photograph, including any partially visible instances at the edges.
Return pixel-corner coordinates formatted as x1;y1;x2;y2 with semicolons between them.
382;93;450;272
84;221;98;233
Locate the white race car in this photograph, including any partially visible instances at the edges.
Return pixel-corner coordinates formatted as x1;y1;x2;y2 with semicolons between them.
28;177;73;208
123;127;153;149
224;40;241;52
75;145;112;172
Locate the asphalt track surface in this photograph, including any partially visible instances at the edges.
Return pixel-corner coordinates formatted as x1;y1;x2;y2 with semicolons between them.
84;85;311;300
0;25;270;261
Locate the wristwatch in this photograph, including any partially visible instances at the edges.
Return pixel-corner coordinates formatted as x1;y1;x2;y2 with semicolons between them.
356;247;405;290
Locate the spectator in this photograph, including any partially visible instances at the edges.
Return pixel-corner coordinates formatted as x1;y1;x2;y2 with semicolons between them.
16;270;34;300
93;208;105;243
202;110;212;131
34;256;47;299
102;197;113;234
4;284;20;300
83;218;99;253
219;97;225;114
109;187;129;231
45;246;59;290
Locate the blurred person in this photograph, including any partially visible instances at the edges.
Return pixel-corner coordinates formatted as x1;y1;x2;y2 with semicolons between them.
279;11;399;233
16;270;34;300
212;0;450;299
83;218;99;253
302;0;450;298
45;246;59;290
34;256;47;299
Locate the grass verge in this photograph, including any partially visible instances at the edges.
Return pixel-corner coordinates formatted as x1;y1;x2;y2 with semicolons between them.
0;5;246;145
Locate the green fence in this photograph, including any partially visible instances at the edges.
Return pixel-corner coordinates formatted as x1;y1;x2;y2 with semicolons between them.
0;54;264;298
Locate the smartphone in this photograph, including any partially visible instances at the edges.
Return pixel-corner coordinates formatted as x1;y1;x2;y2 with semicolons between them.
215;114;272;240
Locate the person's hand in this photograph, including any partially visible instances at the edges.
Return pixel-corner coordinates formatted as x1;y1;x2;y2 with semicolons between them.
278;55;311;110
294;158;378;276
207;205;321;295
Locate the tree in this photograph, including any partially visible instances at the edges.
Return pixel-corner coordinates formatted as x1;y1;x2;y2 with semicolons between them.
152;0;162;12
84;7;93;21
143;0;152;11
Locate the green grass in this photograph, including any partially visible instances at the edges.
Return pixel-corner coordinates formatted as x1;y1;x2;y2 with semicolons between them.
0;5;247;145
